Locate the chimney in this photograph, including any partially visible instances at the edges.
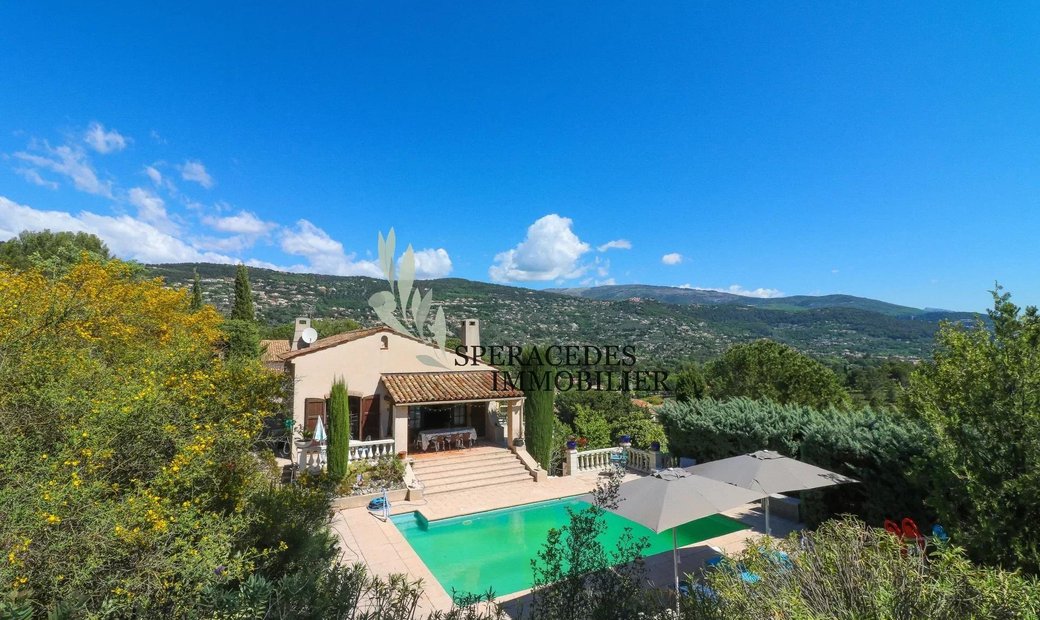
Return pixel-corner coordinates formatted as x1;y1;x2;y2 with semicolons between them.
460;318;480;354
291;317;312;351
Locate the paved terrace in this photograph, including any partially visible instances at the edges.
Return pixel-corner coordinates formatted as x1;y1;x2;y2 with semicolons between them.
332;470;800;617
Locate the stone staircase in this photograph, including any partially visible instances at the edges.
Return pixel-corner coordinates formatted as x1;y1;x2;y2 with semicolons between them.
410;446;534;495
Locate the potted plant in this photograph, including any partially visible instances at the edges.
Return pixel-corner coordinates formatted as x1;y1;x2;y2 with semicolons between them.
650;440;661;452
577;437;589;449
295;426;314;449
397;451;407;460
618;434;632;448
513;437;525;447
566;439;578;451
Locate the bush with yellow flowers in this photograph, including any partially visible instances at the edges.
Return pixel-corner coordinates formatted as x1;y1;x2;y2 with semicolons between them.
0;259;321;617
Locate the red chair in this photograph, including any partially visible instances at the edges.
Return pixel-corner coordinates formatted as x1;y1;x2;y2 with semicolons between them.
902;518;925;550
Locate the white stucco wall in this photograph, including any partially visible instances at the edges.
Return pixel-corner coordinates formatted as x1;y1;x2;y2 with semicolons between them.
286;329;492;439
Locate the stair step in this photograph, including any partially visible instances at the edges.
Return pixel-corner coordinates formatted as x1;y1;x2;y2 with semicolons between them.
412;453;520;474
423;472;534;495
417;463;529;485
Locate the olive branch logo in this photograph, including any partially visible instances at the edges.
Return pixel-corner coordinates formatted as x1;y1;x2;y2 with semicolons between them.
368;228;449;368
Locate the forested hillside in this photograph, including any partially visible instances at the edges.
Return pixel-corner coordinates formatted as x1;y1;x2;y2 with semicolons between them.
149;263;980;364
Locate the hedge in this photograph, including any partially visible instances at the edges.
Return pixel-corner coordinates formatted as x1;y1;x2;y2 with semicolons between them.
658;397;931;526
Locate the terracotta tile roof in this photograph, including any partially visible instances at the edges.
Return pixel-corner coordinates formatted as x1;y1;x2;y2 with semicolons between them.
280;326;395;359
381;371;523;404
260;339;291;364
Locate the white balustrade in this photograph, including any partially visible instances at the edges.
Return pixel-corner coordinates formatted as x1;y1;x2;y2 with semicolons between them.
348;438;397;462
296;444;325;472
566;446;670;476
625;447;655;474
575;447;622;472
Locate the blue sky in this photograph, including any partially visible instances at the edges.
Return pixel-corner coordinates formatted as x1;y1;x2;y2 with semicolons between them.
2;2;1039;311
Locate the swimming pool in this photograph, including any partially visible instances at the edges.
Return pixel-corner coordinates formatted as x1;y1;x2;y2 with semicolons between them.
391;497;745;597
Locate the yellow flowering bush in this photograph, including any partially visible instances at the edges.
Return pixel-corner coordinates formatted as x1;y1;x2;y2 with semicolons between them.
0;259;293;617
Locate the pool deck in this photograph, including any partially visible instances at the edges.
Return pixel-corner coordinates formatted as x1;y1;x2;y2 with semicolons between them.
332;470;800;616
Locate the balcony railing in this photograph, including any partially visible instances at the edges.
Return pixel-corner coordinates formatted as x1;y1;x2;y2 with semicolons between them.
565;446;669;476
348;438;396;461
295;438;397;473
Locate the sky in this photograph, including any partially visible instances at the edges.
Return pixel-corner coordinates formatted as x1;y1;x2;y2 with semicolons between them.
2;2;1039;312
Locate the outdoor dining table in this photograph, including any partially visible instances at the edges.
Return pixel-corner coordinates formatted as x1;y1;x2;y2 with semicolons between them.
418;427;477;451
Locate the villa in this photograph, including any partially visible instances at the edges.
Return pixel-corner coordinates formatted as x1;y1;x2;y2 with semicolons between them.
263;319;532;478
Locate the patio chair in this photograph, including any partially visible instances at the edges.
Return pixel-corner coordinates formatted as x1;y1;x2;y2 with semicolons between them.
609;449;628;470
454;433;465;449
902;518;925;550
757;547;793;571
931;524;949;544
413;436;424;452
704;554;760;584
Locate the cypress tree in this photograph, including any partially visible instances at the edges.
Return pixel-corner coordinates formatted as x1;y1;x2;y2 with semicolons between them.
327;377;350;481
230;264;254;320
189;268;203;312
521;345;556;470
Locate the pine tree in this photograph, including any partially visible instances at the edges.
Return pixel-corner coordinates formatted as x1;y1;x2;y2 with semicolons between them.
230;264;254;320
327;377;350;481
189;268;203;312
521;345;556;470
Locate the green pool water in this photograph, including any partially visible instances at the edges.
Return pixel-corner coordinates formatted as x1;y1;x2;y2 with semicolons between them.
390;497;745;597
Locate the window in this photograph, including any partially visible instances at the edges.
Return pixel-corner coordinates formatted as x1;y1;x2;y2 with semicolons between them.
380;335;389;350
452;404;466;426
408;406;421;429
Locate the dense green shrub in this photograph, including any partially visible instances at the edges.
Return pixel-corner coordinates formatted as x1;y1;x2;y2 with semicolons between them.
704;339;851;410
0;260;288;616
658;397;821;461
559;390;667;450
658;398;931;525
683;518;1040;619
672;362;709;402
572;404;613;449
557;390;637;426
799;408;930;526
906;288;1040;573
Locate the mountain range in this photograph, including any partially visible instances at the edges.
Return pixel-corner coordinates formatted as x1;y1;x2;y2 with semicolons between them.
149;264;982;365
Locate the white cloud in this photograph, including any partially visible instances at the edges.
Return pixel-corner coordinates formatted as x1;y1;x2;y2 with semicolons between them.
180;159;214;188
13;142;113;197
144;165;163;186
15;168;58;189
831;268;840;274
84;122;128;154
280;219;382;277
196;210;277;254
128;187;176;233
410;248;453;279
691;284;784;298
661;252;683;265
597;239;631;252
0;195;235;264
678;283;692;289
489;214;590;282
203;211;276;236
